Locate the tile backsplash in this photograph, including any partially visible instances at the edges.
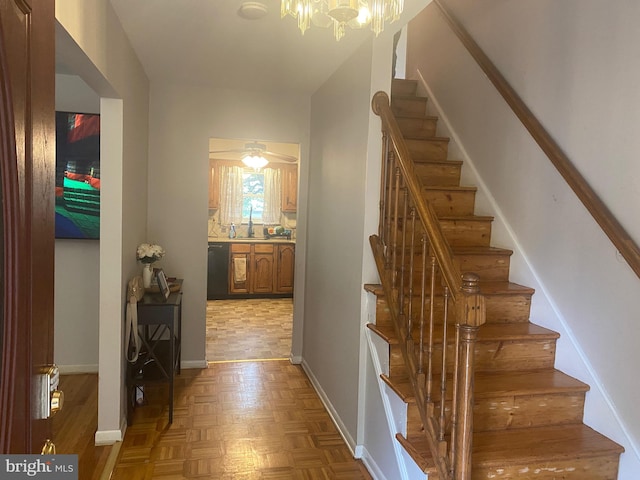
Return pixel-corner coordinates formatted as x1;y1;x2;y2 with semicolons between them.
208;209;296;240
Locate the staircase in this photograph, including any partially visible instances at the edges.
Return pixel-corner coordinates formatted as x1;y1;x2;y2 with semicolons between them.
366;78;624;479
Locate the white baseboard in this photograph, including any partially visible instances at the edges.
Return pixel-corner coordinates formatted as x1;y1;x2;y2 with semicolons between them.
300;359;357;455
290;355;302;364
360;445;388;480
95;426;124;446
58;364;99;374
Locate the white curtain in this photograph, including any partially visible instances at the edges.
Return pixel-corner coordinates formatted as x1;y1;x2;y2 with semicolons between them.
262;167;281;225
219;165;243;226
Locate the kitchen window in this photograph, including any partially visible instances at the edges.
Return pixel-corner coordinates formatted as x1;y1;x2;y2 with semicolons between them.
242;171;264;222
219;164;281;226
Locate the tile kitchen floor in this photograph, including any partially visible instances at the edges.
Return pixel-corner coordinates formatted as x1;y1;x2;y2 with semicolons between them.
206;298;293;362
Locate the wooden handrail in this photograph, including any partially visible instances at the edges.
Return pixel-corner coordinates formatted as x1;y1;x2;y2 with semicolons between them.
372;91;463;299
372;90;485;479
433;0;640;280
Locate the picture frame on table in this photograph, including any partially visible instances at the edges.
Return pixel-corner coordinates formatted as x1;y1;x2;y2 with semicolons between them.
156;269;171;301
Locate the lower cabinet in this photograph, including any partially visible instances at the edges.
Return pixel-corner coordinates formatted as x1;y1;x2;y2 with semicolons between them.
276;243;295;293
229;242;294;295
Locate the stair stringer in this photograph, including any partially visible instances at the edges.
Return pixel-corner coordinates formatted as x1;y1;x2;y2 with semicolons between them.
411;69;640;477
365;315;429;480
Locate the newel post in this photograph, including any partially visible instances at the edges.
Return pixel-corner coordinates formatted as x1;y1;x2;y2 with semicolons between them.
453;272;486;480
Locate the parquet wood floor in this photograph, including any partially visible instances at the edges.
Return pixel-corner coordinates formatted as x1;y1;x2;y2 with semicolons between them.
206;299;293;362
112;360;372;479
52;373;112;480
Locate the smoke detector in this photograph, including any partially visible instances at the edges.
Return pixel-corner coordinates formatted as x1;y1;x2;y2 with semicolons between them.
238;2;268;20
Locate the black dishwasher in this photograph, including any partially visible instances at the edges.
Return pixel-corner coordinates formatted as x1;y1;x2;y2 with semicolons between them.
207;242;230;300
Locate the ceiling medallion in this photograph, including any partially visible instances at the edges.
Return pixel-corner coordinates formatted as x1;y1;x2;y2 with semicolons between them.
281;0;403;40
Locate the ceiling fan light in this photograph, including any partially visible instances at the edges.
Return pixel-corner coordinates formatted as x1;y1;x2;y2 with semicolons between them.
242;154;269;170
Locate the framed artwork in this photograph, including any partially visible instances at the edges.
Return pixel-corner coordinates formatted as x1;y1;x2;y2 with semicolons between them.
55;111;101;239
156;269;170;301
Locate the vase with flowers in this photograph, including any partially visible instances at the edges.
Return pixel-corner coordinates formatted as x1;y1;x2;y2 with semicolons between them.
137;243;165;288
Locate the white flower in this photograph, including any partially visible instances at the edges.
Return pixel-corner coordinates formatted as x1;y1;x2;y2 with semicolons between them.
137;243;165;264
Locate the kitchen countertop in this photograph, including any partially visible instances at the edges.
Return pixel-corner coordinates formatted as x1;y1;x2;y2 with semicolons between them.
208;237;295;244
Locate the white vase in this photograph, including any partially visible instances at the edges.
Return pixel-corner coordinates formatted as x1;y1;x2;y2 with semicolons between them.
142;263;154;288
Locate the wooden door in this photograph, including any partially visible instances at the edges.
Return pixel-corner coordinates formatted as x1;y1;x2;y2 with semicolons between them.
0;0;56;454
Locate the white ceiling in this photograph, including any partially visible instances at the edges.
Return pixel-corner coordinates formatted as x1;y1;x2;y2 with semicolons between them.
108;0;378;95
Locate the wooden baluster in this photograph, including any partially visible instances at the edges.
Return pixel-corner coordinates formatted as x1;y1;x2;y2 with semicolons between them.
439;285;450;442
398;187;409;326
406;207;417;342
384;152;396;270
417;234;428;389
453;273;486;480
426;255;437;402
450;319;461;475
391;165;401;288
379;130;389;244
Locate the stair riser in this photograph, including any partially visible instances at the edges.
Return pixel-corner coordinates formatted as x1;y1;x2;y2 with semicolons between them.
391;97;428;116
388;187;476;217
397;117;437;139
413;161;461;186
391;80;418;97
472;454;620;480
423;188;476;216
374;292;532;327
404;138;449;162
395;254;509;283
389;217;493;248
389;339;557;377
406;392;586;434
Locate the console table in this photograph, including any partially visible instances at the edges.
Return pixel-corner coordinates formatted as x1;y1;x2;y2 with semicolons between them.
126;280;182;424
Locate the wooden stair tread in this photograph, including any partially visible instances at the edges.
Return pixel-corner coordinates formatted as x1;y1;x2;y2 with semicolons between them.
451;245;513;257
398;425;623;473
394;112;438;122
403;134;450;142
395;433;439;474
412;158;463;166
382;369;587;404
364;281;535;298
472;424;625;466
423;185;477;192
368;322;559;345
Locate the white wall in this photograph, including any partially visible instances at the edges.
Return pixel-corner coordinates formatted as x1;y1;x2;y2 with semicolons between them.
55;0;149;443
146;82;311;367
406;2;640;477
54;74;100;373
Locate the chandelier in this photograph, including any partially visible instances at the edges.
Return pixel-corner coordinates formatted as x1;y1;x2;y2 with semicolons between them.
281;0;403;41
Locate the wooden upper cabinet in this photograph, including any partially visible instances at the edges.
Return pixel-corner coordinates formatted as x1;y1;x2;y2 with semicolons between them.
209;160;220;209
281;164;298;213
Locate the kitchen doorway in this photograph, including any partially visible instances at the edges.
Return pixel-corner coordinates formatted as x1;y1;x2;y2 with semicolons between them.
207;137;298;362
206;298;293;361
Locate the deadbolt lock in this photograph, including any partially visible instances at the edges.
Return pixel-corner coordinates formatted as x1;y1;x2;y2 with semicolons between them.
34;365;64;420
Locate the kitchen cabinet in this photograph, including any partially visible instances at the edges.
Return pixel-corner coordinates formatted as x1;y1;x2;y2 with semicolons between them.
208;160;220;209
275;243;295;293
228;242;294;296
281;164;297;213
230;243;275;294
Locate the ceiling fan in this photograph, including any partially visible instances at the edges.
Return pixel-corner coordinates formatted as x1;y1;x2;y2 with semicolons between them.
210;141;297;169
